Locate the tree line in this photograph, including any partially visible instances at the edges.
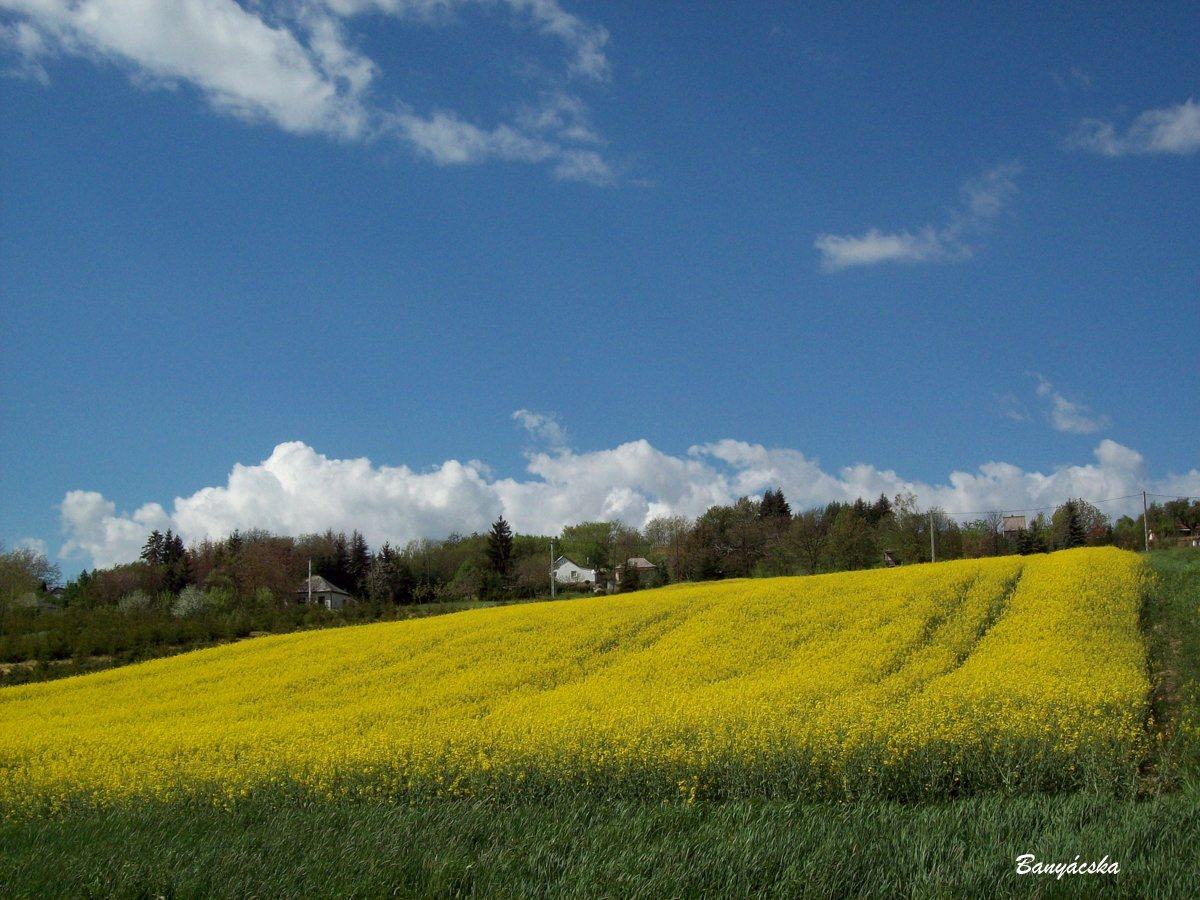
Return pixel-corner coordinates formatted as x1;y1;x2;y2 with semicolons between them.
1;494;1196;685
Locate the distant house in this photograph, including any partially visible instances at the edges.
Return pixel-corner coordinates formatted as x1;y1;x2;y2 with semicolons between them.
1177;522;1200;547
1001;515;1027;539
297;575;352;610
882;550;901;567
614;557;657;586
553;556;597;586
1157;521;1200;548
1148;521;1200;549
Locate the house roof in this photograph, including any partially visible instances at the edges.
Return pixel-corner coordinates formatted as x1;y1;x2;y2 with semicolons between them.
624;557;656;569
553;555;592;570
297;575;351;596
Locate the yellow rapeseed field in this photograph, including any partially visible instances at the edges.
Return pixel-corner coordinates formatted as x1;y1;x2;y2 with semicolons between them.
0;547;1151;815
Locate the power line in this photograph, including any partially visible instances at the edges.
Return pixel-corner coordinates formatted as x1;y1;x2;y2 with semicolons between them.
933;492;1191;520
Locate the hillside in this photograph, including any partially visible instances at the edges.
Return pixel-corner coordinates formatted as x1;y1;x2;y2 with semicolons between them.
1;547;1151;816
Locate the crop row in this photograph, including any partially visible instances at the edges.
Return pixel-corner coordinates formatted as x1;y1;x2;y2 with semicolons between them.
0;548;1151;815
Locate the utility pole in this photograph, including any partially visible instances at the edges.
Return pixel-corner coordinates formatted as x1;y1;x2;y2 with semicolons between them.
550;539;556;599
1143;491;1150;552
930;511;936;563
307;559;312;605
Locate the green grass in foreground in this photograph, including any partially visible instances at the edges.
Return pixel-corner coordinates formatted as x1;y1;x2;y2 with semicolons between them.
2;792;1197;899
2;549;1198;898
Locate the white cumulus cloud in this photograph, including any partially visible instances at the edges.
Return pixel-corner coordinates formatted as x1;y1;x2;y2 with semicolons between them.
57;430;1199;570
59;490;171;569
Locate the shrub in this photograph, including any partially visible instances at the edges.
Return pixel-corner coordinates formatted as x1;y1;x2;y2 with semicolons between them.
117;590;154;613
171;586;208;618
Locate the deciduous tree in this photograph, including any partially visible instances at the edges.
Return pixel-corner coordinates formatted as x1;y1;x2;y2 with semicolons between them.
643;515;690;582
790;509;827;574
825;506;875;571
559;521;619;571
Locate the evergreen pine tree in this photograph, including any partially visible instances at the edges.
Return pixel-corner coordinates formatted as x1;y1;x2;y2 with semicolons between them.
759;488;792;521
620;558;641;592
1065;500;1087;548
349;530;371;597
868;494;893;527
1016;529;1035;555
486;517;514;580
140;530;165;566
163;530;185;565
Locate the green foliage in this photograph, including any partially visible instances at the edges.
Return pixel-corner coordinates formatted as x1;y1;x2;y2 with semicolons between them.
442;560;485;602
0;543;61;603
170;585;208;617
682;499;766;580
485;516;514;580
758;487;791;523
116;590;154;613
643;515;689;581
1052;499;1091;549
17;491;1195;688
1142;549;1200;792
1015;514;1050;555
825;506;875;571
365;544;414;605
1114;514;1145;551
788;509;826;574
558;521;621;571
348;530;371;597
617;558;640;592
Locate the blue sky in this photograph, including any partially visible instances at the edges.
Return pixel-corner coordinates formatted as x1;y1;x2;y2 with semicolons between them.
1;1;1197;573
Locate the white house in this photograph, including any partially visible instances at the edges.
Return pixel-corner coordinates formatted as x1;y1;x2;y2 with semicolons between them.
297;575;352;610
552;556;596;586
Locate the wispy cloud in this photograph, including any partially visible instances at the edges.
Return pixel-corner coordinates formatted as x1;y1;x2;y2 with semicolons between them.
0;18;50;82
1033;375;1111;434
1067;98;1200;157
59;426;1194;570
323;0;611;80
815;162;1021;272
0;0;616;182
813;226;959;271
1;0;375;137
512;409;569;451
995;392;1031;423
1050;66;1091;97
392;90;615;183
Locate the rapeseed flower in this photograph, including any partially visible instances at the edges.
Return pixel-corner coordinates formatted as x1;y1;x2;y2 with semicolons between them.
0;547;1150;815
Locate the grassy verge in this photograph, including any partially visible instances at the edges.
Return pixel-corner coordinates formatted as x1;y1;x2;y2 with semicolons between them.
1140;548;1200;793
2;550;1197;898
2;792;1197;898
